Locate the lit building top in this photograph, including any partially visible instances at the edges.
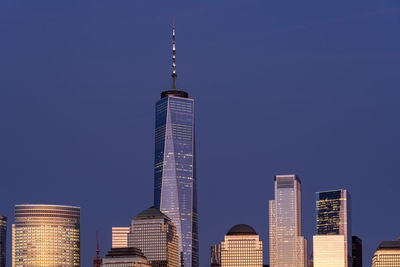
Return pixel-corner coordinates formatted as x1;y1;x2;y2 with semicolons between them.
220;224;263;267
372;240;400;267
12;204;80;267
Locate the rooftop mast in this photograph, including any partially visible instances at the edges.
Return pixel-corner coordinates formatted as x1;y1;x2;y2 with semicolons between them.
172;22;177;90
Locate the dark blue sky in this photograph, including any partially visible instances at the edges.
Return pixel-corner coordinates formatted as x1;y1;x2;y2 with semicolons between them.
1;1;400;266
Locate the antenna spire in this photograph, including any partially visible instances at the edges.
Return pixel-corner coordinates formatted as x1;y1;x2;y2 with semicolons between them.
172;22;177;90
96;231;100;256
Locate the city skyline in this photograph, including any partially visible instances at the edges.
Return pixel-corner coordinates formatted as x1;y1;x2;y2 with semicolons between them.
2;1;400;266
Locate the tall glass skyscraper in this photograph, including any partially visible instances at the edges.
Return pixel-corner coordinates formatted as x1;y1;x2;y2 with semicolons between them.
269;174;307;267
12;204;80;267
154;25;198;267
316;190;351;237
313;189;352;267
0;215;6;267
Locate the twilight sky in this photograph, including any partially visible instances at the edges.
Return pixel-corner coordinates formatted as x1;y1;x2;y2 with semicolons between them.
1;1;400;266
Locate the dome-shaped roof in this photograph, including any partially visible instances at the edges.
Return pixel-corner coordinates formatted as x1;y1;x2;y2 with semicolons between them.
227;224;257;236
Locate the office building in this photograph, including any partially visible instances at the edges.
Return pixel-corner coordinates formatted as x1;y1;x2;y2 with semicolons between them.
372;240;400;267
112;227;130;248
154;25;198;267
352;236;362;267
128;206;179;267
210;244;221;267
269;175;307;267
12;204;80;267
220;224;263;267
0;215;6;267
313;189;351;267
101;247;151;267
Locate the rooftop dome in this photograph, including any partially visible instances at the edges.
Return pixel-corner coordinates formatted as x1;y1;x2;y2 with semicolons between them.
227;224;257;236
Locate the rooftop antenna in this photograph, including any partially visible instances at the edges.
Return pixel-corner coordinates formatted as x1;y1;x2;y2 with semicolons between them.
96;231;100;257
172;21;177;90
93;231;102;267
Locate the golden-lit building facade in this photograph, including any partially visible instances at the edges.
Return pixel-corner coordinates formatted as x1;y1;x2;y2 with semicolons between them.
12;204;80;267
128;206;179;267
269;175;307;267
313;235;346;267
0;215;6;267
219;224;263;267
372;240;400;267
112;227;130;248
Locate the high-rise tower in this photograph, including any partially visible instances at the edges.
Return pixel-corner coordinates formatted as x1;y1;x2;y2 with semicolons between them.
269;175;307;267
0;215;6;267
313;189;352;267
12;204;80;267
154;24;198;267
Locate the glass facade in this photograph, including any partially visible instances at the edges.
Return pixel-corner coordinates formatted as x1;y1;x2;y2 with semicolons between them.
0;215;6;267
269;175;307;267
314;189;351;267
154;91;198;267
12;204;80;267
128;207;179;267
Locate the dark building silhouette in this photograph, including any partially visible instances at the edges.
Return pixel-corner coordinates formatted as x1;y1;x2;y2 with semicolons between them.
352;236;362;267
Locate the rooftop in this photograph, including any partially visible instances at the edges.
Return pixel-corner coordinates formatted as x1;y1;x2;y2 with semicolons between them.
134;206;171;221
378;241;400;250
105;247;147;259
227;224;257;236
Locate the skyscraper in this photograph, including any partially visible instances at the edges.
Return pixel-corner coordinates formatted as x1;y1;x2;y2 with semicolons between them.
269;174;307;267
128;206;179;267
313;189;351;267
372;239;400;267
154;24;198;267
352;236;362;267
0;215;6;267
12;204;80;267
220;224;263;267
